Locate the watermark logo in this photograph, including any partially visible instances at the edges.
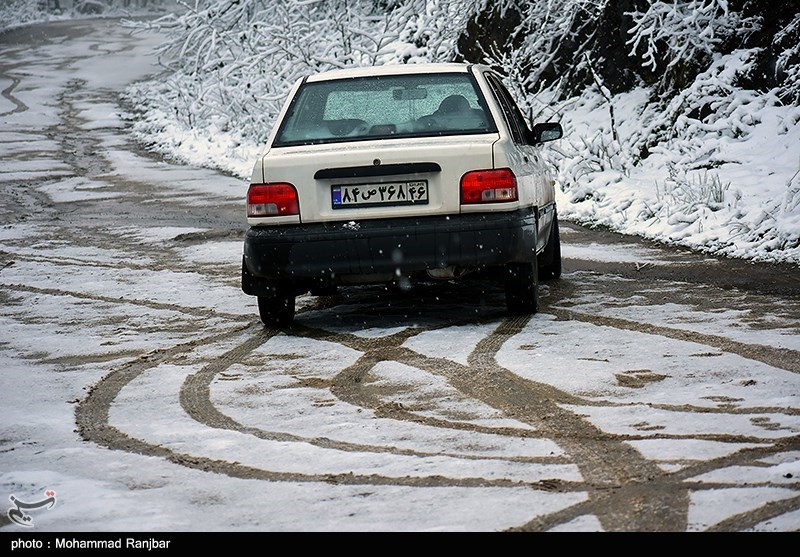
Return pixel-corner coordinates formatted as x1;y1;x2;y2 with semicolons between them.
7;490;57;527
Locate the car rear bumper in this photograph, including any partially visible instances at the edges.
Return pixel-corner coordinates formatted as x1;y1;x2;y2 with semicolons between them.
243;207;538;284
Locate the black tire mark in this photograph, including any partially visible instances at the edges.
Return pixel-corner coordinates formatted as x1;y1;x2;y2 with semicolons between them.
234;321;798;445
77;331;577;490
0;250;158;272
77;312;571;490
641;403;800;417
306;325;553;438
506;499;596;531
1;249;241;289
551;307;800;374
2;283;249;322
77;324;252;444
289;317;689;530
413;317;689;531
706;494;800;532
669;437;800;483
62;244;798;531
180;331;569;465
295;310;800;530
0;73;27;116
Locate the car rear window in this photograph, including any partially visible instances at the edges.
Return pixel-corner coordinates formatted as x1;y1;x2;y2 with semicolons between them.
273;73;497;147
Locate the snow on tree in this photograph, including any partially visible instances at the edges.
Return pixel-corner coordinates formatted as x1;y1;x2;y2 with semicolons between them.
626;0;756;91
128;0;417;146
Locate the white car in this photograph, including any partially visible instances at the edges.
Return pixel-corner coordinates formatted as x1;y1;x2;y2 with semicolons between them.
242;63;563;326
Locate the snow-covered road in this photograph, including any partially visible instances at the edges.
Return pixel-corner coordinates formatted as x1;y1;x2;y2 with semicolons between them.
1;19;798;532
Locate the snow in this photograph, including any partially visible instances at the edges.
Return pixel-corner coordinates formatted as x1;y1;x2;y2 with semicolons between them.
1;4;799;533
402;322;500;365
560;404;800;440
625;439;764;471
101;149;245;204
555;82;800;265
38;177;124;203
687;487;798;532
497;314;800;408
114;362;573;483
547;514;604;532
561;242;684;265
179;241;243;266
556;274;800;351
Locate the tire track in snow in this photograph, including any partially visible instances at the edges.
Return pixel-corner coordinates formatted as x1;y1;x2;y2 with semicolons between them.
670;437;800;483
550;307;800;375
77;310;572;491
18;59;791;527
1;282;249;322
291;322;554;437
180;328;568;465
0;72;27;116
76;294;800;530
293;308;798;530
391;316;689;531
180;313;685;530
706;494;800;532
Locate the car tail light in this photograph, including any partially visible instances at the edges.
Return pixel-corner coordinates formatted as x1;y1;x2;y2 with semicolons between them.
460;168;518;204
247;183;299;217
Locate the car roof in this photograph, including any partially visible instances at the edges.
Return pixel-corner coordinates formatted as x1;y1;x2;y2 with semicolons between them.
305;63;488;83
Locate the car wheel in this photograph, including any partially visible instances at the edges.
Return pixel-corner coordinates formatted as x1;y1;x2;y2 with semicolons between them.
538;213;562;281
257;288;295;328
505;260;539;314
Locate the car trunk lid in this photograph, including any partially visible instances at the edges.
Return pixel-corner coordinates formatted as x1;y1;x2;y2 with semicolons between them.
257;134;499;223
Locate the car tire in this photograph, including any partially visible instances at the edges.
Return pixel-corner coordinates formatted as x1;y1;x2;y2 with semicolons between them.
538;213;562;281
505;260;539;315
257;288;295;328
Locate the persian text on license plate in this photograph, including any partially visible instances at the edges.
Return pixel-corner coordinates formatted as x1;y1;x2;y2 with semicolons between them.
331;181;428;209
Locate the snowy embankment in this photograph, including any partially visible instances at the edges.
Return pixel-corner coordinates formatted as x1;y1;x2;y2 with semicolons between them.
554;71;800;264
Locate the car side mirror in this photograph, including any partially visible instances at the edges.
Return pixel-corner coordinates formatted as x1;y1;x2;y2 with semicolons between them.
529;122;563;145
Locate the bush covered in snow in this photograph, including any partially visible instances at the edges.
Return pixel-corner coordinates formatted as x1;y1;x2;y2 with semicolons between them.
116;0;800;264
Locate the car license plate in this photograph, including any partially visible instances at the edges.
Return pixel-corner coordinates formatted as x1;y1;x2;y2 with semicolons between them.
332;180;428;209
